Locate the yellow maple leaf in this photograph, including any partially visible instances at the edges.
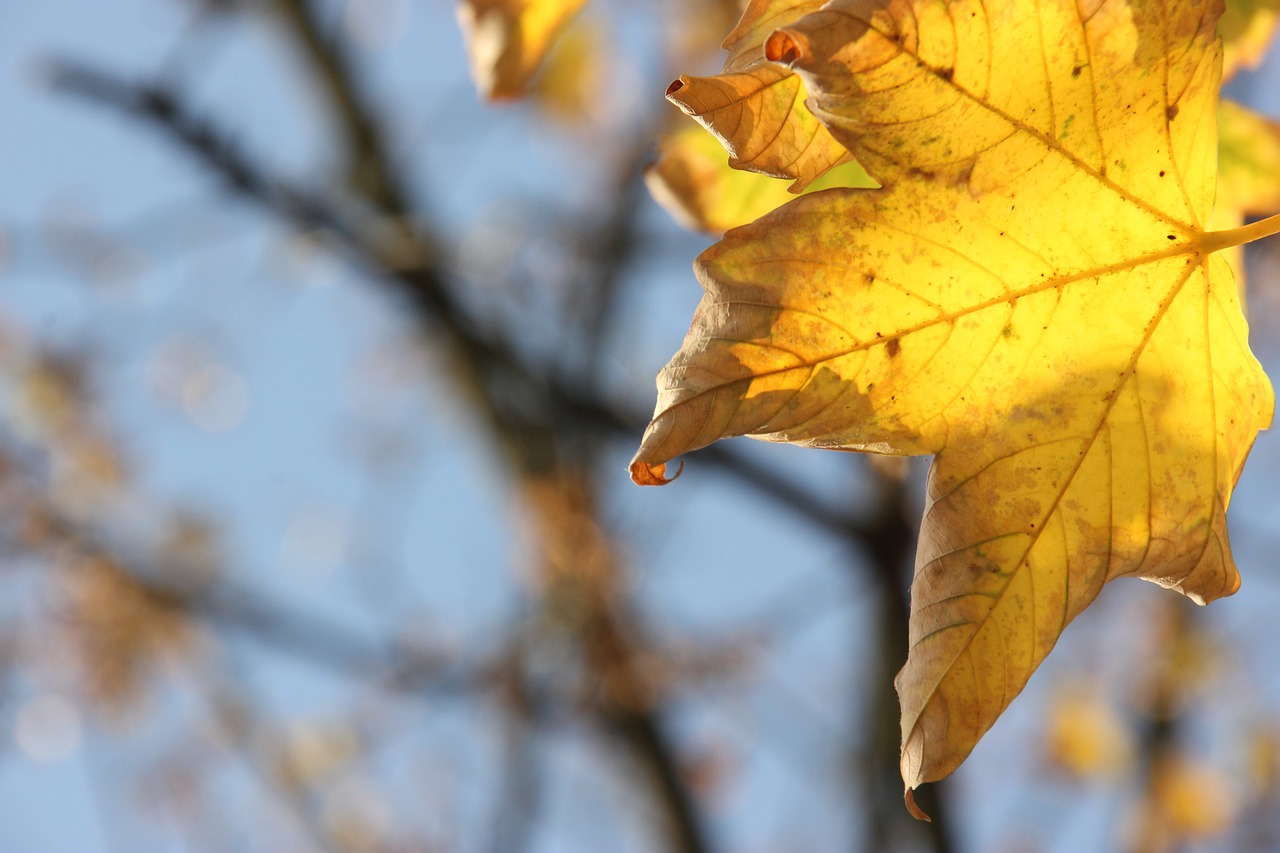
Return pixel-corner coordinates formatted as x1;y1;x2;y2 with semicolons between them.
650;99;1279;238
631;0;1278;811
456;0;587;101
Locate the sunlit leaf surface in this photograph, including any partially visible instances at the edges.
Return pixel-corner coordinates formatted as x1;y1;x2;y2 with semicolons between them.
632;0;1276;806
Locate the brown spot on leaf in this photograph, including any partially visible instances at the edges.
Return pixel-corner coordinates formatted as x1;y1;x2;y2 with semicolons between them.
886;338;902;358
1166;104;1179;121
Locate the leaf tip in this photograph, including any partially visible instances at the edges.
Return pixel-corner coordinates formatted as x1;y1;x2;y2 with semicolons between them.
904;788;932;822
629;459;683;486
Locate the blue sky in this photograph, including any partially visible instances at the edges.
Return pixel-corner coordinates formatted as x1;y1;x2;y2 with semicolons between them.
3;2;1280;851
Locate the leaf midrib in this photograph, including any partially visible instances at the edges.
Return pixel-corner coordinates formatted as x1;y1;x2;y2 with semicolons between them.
659;237;1206;407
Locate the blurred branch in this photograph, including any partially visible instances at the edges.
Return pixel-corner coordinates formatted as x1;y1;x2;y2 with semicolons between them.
197;679;337;853
574;142;657;381
270;0;408;212
1126;598;1208;853
487;653;543;853
247;6;714;848
43;38;937;852
0;491;475;700
47;54;714;853
606;707;711;853
858;466;957;853
47;59;890;541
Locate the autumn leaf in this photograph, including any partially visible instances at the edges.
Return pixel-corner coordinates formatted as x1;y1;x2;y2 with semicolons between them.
1217;99;1280;224
720;0;830;70
456;0;587;101
650;0;877;228
1214;99;1280;292
631;0;1278;811
646;123;877;234
1147;756;1240;841
666;0;856;191
1042;686;1135;780
1221;0;1280;78
529;18;605;124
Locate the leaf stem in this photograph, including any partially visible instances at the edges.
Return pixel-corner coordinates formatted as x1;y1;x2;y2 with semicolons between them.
1201;211;1280;253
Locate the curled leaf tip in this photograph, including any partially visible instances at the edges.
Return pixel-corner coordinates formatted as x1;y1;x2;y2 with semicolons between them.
764;29;808;64
666;77;686;97
629;459;683;486
904;788;932;822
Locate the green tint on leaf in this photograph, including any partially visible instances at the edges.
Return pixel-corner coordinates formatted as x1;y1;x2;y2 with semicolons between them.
646;124;877;234
1221;0;1280;79
1218;99;1280;223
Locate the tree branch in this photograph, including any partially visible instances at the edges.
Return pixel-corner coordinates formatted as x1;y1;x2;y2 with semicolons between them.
47;53;717;853
44;52;947;852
